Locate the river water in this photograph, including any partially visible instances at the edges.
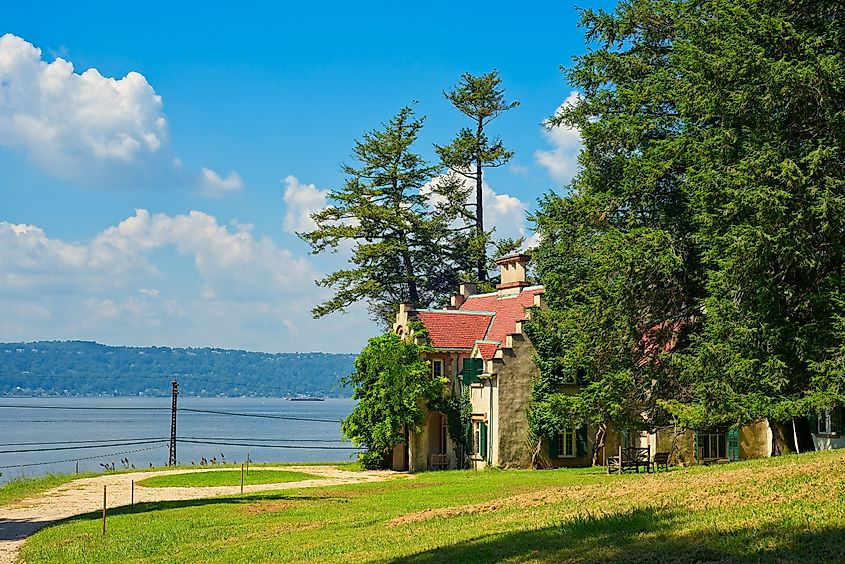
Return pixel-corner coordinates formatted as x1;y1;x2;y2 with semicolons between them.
0;397;359;483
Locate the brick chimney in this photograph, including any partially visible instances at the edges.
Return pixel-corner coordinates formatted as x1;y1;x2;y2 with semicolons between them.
496;254;531;294
450;282;477;308
393;302;416;336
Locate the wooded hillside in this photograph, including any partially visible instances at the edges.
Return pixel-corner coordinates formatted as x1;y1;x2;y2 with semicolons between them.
0;341;355;397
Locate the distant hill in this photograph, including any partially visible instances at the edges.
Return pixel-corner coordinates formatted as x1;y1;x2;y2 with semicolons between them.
0;341;356;397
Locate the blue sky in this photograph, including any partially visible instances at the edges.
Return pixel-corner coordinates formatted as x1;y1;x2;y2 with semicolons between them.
1;1;615;353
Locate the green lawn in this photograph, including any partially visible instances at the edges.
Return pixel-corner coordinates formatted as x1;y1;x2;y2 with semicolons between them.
20;450;845;563
137;469;320;488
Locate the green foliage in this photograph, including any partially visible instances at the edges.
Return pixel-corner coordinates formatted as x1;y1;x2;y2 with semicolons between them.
0;341;355;397
341;334;446;469
430;388;472;467
300;106;461;326
435;71;521;283
531;0;845;431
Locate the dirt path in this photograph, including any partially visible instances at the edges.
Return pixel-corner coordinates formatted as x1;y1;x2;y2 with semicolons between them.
0;465;400;563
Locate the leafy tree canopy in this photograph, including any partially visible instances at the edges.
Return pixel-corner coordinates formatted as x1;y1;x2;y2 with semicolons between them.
529;0;845;434
340;333;446;469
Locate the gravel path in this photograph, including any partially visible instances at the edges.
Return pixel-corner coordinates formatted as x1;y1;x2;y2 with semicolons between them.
0;466;399;563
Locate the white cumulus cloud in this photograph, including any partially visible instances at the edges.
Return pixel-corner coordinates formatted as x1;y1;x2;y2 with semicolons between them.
422;174;529;240
0;34;242;196
0;33;167;178
282;175;329;234
200;168;244;197
0;211;373;352
535;91;582;186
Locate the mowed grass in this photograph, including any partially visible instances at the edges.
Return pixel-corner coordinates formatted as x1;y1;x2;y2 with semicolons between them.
21;450;845;563
138;469;319;488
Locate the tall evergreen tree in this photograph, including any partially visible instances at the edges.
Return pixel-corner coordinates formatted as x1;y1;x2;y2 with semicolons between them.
529;0;845;439
300;106;457;325
436;71;519;283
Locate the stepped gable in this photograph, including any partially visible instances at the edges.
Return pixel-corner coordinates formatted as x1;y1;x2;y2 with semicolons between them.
415;310;494;350
459;286;544;343
474;340;501;361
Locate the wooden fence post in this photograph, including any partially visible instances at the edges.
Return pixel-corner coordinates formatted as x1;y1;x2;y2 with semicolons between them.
241;464;244;494
102;485;107;535
131;480;134;508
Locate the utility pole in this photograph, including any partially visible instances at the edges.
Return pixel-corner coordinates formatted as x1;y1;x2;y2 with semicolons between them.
169;379;178;466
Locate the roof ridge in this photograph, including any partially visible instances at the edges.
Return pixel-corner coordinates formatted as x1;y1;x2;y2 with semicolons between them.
417;309;495;316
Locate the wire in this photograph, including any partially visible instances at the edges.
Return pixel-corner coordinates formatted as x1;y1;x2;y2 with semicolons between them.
177;439;360;450
0;439;168;454
0;419;150;423
0;404;343;423
0;437;168;447
0;404;170;411
0;443;168;469
178;408;341;423
178;436;346;443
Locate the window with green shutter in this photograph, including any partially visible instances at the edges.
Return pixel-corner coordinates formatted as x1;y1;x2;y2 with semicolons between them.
551;430;577;458
480;421;488;461
576;425;588;457
549;432;559;458
461;358;483;386
727;428;740;461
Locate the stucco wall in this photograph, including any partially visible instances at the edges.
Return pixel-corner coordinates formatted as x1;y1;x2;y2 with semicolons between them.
654;427;696;466
813;435;845;451
740;419;772;459
494;332;538;468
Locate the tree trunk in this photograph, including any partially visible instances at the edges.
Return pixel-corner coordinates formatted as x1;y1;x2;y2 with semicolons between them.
530;437;545;469
475;117;486;282
592;423;606;467
401;249;420;306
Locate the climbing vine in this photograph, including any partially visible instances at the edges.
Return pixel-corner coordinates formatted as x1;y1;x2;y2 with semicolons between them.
430;388;472;467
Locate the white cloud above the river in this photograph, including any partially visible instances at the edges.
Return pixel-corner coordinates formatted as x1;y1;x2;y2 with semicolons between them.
0;212;373;352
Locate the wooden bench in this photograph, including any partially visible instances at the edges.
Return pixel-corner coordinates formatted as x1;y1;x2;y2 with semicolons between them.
652;451;670;472
607;446;651;474
429;453;448;470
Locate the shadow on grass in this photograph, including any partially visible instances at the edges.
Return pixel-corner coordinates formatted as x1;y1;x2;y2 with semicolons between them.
392;506;845;563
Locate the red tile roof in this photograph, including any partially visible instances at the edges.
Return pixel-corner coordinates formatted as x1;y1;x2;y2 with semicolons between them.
415;286;544;356
460;287;544;343
475;341;500;361
416;310;493;350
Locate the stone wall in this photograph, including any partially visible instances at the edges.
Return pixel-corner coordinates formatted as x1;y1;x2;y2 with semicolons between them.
740;419;772;459
493;332;538;468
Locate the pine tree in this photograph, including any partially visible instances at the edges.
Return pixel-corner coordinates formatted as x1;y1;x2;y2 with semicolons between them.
435;71;519;283
300;106;458;326
529;0;845;435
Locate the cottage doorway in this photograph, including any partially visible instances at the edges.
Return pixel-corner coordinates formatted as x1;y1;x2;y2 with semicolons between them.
427;412;448;469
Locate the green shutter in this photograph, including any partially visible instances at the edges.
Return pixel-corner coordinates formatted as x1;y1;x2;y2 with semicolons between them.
462;358;482;385
727;428;740;461
835;407;844;436
808;411;819;434
694;431;699;462
576;425;588;457
480;421;488;461
472;358;483;383
464;420;472;452
549;432;559;458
